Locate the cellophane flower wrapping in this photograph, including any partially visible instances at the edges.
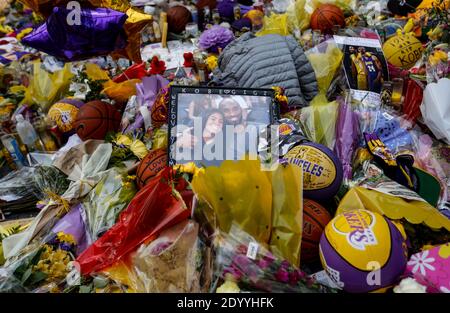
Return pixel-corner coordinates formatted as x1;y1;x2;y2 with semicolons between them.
0;206;87;293
82;168;137;242
213;224;333;293
76;167;191;276
125;220;209;292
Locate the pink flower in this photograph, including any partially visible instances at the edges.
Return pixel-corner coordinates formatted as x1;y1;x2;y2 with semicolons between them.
275;268;289;283
258;258;271;269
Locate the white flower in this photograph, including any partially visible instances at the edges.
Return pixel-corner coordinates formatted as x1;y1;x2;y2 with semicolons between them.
408;250;436;276
440;286;450;293
69;82;91;101
393;278;427;293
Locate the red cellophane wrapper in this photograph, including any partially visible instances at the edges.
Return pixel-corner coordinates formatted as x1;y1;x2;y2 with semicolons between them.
113;62;148;83
76;168;191;275
402;79;424;124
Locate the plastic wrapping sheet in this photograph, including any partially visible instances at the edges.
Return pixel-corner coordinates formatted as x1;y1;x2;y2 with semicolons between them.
82;168;137;241
337;187;450;231
305;39;343;95
420;78;450;144
76;168;190;275
60;143;112;202
20;61;73;111
299;94;339;149
103;220;208;293
191;159;304;267
213;224;331;293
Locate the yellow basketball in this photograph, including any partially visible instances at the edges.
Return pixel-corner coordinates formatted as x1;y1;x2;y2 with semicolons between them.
382;33;423;69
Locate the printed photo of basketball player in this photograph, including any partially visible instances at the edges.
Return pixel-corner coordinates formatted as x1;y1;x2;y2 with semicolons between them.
343;43;389;94
172;91;272;166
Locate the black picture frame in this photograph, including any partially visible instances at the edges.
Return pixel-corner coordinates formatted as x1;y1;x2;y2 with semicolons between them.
168;86;280;166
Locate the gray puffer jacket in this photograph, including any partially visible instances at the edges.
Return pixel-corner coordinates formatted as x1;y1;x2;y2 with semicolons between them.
211;32;318;108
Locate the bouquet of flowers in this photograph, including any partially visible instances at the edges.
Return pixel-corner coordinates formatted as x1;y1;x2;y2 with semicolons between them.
213;224;335;293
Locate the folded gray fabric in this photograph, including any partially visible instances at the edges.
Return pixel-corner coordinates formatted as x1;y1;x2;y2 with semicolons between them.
211;32;318;108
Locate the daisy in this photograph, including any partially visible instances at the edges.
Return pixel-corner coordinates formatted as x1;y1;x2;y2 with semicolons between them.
408;250;436;276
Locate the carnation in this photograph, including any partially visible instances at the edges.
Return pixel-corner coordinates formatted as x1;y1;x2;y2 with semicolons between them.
199;25;235;53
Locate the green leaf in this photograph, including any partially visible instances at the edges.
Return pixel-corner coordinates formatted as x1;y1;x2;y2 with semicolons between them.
28;271;48;286
21;268;32;284
79;284;93;293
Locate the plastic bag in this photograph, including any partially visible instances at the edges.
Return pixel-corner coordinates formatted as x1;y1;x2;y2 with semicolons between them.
334;96;360;181
305;39;343;94
109;220;207;292
20;61;73;111
337;187;450;231
191;159;304;267
61;143;112;202
213;224;332;293
299;94;339;149
76;168;191;275
256;13;290;36
420;78;450;144
82;168;137;241
103;79;141;104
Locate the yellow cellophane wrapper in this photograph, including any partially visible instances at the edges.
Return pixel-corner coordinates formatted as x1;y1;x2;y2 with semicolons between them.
192;159;304;267
152;128;168;150
306;41;343;94
287;0;356;32
256;13;289;37
85;63;140;103
85;63;110;82
267;164;303;267
337;187;450;231
301;94;338;149
101;258;139;293
21;61;73;111
103;79;141;103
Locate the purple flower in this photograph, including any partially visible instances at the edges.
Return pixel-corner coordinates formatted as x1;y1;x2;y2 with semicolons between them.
275;268;289;283
280;260;291;269
198;25;235;53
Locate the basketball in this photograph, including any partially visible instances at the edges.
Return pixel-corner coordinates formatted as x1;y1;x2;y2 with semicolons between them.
383;32;423;69
167;5;192;34
48;98;84;133
284;142;343;201
310;4;346;33
136;149;168;189
301;199;332;263
319;209;408;293
74;100;122;141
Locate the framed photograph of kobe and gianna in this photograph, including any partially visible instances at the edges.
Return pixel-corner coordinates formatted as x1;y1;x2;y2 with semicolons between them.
168;86;280;167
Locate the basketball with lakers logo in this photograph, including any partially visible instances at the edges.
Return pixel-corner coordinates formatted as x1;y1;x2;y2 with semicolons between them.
319;209;408;293
284;142;343;200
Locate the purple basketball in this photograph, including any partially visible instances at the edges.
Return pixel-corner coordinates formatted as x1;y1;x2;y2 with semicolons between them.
319;209;408;293
284;142;343;200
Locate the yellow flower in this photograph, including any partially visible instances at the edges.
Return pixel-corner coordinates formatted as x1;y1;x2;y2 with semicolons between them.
16;28;33;41
57;232;76;245
173;162;205;176
206;55;218;71
216;280;240;293
115;134;133;146
129;139;148;159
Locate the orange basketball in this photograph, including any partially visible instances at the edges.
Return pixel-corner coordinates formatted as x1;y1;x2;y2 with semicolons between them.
301;199;332;263
74;100;122;141
136;149;168;189
310;4;345;34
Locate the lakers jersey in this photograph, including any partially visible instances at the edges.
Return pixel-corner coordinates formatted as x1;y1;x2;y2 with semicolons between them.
350;54;367;90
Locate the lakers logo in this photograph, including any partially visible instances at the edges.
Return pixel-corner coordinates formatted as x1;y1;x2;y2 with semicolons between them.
332;210;378;251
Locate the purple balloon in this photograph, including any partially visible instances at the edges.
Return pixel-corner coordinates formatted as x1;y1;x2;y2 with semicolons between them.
22;7;127;61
